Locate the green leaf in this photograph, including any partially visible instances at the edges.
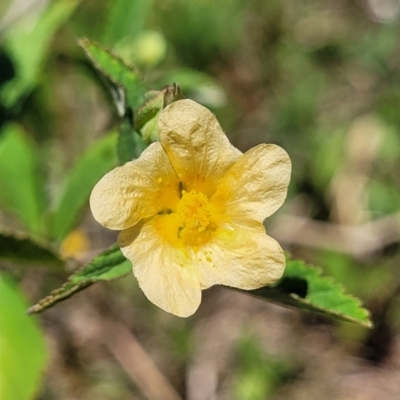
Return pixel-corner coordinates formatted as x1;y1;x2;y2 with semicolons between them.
247;258;372;328
1;0;79;107
51;133;118;241
0;124;46;237
0;275;47;400
28;245;131;314
0;232;62;268
79;38;146;113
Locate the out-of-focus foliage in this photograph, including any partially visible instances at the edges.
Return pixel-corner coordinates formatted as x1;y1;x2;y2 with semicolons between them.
1;0;79;107
1;0;400;398
232;335;293;400
0;276;47;400
50;132;118;241
0;123;118;242
0;232;62;267
0;124;46;236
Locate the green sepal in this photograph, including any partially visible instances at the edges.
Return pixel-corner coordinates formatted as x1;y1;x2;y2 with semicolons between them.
28;245;131;314
135;83;182;143
246;257;372;328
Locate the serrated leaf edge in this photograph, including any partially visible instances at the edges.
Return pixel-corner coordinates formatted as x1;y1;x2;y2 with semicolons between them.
27;245;129;314
78;38;141;88
284;259;372;327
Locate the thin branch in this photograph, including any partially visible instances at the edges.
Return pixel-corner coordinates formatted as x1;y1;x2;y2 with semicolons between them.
270;212;400;258
100;317;183;400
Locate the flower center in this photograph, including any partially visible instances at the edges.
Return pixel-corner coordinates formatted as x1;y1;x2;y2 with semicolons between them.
176;190;215;247
177;190;212;233
155;188;218;248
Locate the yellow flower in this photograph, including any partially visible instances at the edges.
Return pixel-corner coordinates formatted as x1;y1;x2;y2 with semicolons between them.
90;99;291;317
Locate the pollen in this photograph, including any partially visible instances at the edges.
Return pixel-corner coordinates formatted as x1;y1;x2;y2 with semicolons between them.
174;190;217;247
177;190;212;232
155;189;219;248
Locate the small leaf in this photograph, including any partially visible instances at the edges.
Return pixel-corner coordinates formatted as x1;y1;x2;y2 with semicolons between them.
0;275;47;400
79;38;146;112
28;245;131;314
0;232;62;268
246;258;372;328
51;133;118;241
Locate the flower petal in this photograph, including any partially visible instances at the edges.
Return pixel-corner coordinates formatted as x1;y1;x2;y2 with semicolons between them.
212;144;291;224
197;223;285;290
90;143;180;230
158;99;241;195
119;218;202;317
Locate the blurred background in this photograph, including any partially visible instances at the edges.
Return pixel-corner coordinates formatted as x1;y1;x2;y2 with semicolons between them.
1;0;400;399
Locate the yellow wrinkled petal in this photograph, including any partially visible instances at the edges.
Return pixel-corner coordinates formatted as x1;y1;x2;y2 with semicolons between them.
90;143;180;230
196;223;285;290
158;99;241;196
212;144;291;224
119;219;202;317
